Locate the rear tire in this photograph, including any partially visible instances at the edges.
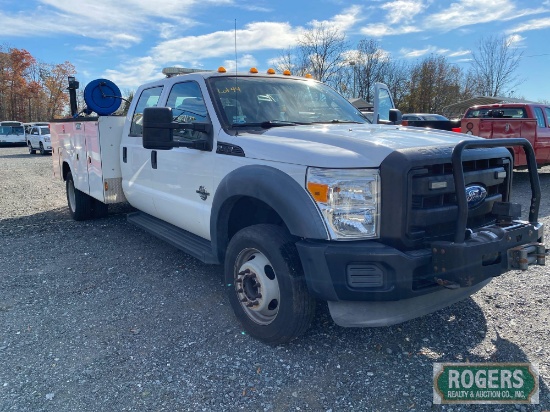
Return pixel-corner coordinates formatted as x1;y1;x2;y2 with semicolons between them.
28;142;36;154
66;172;93;221
92;198;109;218
225;224;316;345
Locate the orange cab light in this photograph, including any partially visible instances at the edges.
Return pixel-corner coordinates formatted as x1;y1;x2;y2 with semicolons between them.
307;182;328;203
401;120;409;126
305;73;312;78
218;66;227;73
249;67;258;73
267;68;276;75
283;70;291;76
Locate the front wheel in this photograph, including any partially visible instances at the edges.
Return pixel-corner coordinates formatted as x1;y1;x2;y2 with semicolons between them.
28;142;36;154
39;142;46;155
225;224;316;345
66;172;93;221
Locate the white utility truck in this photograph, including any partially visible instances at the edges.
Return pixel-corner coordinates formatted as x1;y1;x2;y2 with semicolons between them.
51;68;545;344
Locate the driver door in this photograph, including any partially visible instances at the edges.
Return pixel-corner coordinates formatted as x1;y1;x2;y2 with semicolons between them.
151;80;214;239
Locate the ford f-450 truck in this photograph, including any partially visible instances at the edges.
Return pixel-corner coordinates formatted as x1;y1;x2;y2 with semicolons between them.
51;68;545;344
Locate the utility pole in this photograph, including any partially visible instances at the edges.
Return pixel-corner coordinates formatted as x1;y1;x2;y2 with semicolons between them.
349;61;356;98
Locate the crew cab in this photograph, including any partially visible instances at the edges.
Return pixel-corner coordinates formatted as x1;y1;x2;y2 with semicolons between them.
462;103;550;168
51;68;545;344
27;125;52;155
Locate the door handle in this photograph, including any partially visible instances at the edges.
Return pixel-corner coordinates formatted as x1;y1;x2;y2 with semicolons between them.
151;151;157;169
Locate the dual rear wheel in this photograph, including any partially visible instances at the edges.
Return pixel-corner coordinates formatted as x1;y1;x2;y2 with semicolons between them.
66;172;108;220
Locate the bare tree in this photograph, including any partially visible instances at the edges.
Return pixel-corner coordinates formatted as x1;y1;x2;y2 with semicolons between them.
295;23;349;86
470;35;524;97
380;59;411;109
353;39;390;102
274;48;305;76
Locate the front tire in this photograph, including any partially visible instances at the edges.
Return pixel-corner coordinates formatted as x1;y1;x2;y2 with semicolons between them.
28;142;36;154
225;224;316;345
66;172;93;221
39;142;46;155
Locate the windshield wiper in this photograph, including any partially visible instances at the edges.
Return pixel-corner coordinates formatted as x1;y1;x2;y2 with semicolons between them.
312;120;364;124
260;120;312;128
231;120;312;129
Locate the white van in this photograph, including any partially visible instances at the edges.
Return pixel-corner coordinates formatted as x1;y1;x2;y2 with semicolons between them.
0;121;26;145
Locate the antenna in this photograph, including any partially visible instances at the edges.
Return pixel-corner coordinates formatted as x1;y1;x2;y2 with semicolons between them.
234;19;239;134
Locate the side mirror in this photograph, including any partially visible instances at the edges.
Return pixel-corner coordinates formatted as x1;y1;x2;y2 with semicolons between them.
143;107;174;150
142;107;214;151
389;109;402;125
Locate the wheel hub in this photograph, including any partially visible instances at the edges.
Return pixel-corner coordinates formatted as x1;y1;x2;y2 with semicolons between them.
235;250;280;325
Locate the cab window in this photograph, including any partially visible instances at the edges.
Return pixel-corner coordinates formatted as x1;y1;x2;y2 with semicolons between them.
166;81;208;141
534;107;546;128
130;86;163;136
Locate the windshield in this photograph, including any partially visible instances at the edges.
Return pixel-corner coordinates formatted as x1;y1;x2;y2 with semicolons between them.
465;107;527;119
208;76;369;128
0;126;24;135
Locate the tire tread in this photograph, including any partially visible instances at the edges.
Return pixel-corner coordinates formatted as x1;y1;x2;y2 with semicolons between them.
66;172;93;221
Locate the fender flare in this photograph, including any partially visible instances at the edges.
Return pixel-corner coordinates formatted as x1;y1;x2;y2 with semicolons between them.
210;165;328;261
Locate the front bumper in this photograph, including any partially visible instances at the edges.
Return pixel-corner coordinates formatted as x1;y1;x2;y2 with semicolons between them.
297;138;545;303
328;279;491;327
296;219;544;303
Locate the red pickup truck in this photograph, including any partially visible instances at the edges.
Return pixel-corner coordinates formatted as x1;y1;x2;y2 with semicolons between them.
461;103;550;168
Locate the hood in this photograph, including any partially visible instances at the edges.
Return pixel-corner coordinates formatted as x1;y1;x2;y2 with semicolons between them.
227;124;478;168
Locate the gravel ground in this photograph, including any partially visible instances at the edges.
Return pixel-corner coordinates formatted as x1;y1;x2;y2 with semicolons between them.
0;145;548;412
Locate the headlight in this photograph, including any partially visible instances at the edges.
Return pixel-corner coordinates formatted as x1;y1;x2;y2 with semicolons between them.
307;168;380;239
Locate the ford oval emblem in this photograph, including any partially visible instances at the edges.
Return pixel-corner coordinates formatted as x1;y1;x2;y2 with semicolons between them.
465;185;487;208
